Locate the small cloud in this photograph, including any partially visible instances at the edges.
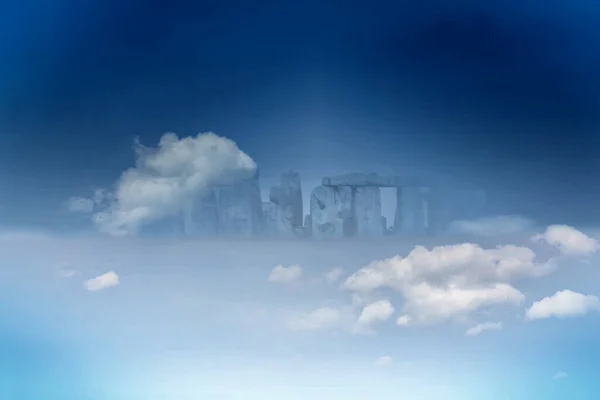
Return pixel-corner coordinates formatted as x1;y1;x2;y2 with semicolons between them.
357;300;394;326
396;315;411;326
286;307;347;331
533;225;597;256
66;197;95;213
448;215;534;237
553;371;567;380
268;264;302;284
324;267;343;283
465;322;503;336
525;290;600;320
374;356;394;367
84;271;120;292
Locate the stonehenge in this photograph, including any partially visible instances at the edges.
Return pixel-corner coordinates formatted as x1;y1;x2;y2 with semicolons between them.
160;171;484;238
310;173;434;239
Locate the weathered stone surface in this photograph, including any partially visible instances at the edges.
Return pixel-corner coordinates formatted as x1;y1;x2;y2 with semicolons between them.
353;186;383;237
262;201;295;237
265;171;304;236
310;185;353;239
215;173;264;236
304;214;312;236
146;169;486;239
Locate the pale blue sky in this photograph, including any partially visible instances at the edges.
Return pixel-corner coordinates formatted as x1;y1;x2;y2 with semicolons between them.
3;226;600;399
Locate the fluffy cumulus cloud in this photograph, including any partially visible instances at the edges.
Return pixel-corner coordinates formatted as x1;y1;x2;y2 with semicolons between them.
86;133;257;235
342;243;552;325
533;225;597;256
448;215;535;237
84;271;120;292
357;300;395;326
268;264;303;284
465;322;503;336
525;290;600;320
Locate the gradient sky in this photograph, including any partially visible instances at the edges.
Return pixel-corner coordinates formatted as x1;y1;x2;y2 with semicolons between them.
1;0;599;229
2;1;600;399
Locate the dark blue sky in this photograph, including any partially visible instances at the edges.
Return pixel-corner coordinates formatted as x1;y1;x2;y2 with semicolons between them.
0;0;599;228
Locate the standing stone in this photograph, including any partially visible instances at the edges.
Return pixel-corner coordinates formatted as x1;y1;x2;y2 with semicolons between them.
393;187;403;233
215;173;264;236
280;171;303;228
262;201;296;237
304;214;312;236
265;171;304;236
310;185;352;239
353;186;383;237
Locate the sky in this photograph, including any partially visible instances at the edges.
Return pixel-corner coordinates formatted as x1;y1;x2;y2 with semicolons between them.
2;0;600;399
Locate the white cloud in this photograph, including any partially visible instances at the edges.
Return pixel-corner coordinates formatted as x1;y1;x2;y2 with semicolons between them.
324;267;344;283
357;300;394;326
465;322;503;336
533;225;597;256
553;371;567;380
448;215;534;237
403;283;524;325
374;356;394;367
525;290;600;320
84;271;120;292
88;132;257;235
268;264;302;284
285;307;348;331
66;197;95;213
396;315;411;326
344;243;550;293
343;243;546;325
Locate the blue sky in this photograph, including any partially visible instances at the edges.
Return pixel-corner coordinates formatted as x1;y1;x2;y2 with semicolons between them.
2;226;600;399
2;0;600;399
